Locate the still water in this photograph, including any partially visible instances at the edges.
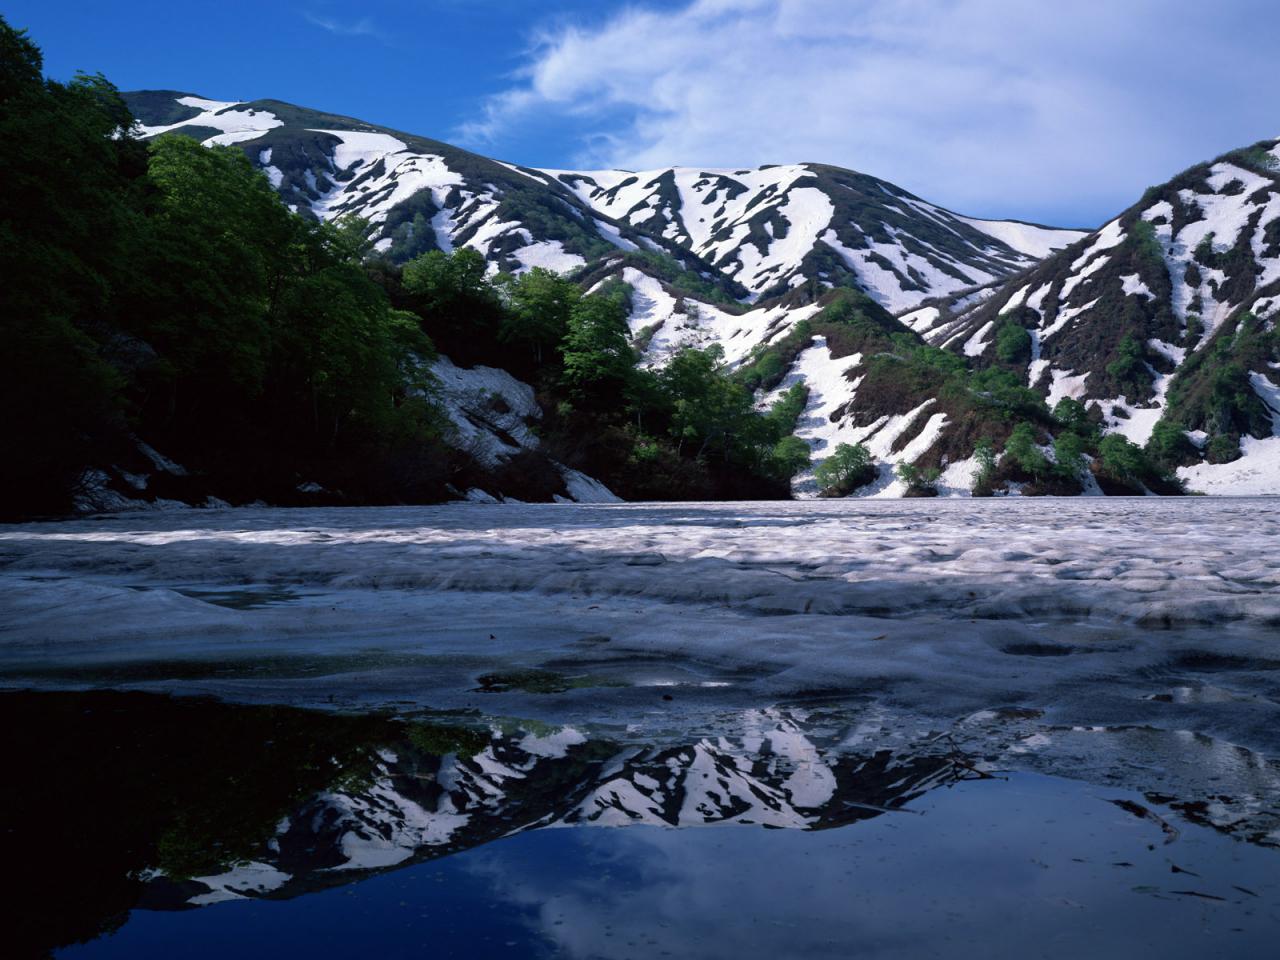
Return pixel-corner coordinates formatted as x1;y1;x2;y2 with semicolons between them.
6;691;1278;960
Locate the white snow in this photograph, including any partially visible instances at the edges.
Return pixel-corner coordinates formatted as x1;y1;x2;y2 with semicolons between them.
594;219;640;252
1045;368;1091;409
1069;218;1125;273
1025;283;1052;315
764;334;947;497
935;455;978;496
953;216;1088;259
822;227;993;314
999;284;1030;314
620;267;819;368
1120;274;1154;299
900;306;941;333
1058;248;1112;302
1039;297;1099;343
545;164;837;298
963;320;995;357
545;163;1064;306
429;356;540;466
1249;370;1280;429
136;100;283;146
510;240;586;275
190;861;290;906
307;130;463;227
519;727;588;759
1180;435;1280;495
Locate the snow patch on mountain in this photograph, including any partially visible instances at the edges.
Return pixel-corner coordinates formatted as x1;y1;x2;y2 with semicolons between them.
430;356;540;467
510;239;586;274
953;216;1088;259
619;267;819;367
135;96;282;146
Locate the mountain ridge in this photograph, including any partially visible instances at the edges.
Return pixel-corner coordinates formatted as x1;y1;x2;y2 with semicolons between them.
108;90;1280;499
124;91;1086;311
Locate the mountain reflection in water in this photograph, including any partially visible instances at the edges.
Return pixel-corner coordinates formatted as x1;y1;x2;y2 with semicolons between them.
5;691;1280;959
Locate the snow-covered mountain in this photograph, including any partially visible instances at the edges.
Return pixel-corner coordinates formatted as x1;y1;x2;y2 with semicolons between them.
125;91;1082;313
126;91;731;283
122;90;1280;496
547;163;1082;307
911;139;1280;494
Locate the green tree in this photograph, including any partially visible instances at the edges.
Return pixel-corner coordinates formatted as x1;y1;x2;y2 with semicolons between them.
765;383;808;436
1005;422;1049;476
1052;431;1087;481
400;248;503;360
1106;334;1148;393
814;443;875;495
496;267;579;366
0;17;142;511
1146;419;1194;470
1206;433;1241;463
969;367;1050;420
130;134;299;417
562;289;635;399
971;437;998;494
768;435;812;480
1052;397;1097;439
995;320;1032;364
896;460;940;496
1098;433;1149;484
661;345;755;459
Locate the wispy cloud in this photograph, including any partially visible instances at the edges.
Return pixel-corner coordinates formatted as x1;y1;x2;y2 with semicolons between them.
460;0;1278;225
303;11;389;43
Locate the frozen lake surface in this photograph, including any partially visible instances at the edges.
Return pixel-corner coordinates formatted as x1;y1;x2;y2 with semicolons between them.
2;499;1279;955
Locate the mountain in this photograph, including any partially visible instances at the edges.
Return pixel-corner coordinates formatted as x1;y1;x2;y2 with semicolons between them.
911;139;1280;494
121;90;1280;498
124;91;1084;312
546;163;1082;307
126;91;744;290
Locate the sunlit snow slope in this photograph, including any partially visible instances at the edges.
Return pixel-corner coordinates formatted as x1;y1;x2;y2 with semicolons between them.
914;139;1280;493
122;91;1280;495
546;163;1084;306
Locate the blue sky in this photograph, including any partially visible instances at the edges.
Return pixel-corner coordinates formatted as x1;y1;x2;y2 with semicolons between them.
10;1;1278;227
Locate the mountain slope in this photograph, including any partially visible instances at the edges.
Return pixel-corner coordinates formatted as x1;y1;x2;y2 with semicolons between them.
122;90;1280;497
126;91;741;293
124;91;1083;314
544;163;1085;307
911;139;1280;493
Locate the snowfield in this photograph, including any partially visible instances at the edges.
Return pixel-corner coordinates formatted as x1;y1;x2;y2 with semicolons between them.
2;500;1278;761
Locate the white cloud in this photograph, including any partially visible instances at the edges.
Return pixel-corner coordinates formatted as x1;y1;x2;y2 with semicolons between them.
303;11;388;42
461;0;1277;225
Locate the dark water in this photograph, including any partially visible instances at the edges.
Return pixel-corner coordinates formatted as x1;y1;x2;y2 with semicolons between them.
4;691;1278;959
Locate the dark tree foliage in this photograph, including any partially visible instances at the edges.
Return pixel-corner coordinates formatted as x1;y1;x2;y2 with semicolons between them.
0;16;447;514
0;9;807;514
994;318;1032;364
1;19;144;512
398;247;504;366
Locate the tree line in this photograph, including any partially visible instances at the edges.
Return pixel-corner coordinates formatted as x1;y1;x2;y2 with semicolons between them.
0;16;806;515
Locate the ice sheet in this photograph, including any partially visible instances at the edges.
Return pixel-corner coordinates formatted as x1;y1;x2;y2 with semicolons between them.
2;499;1279;761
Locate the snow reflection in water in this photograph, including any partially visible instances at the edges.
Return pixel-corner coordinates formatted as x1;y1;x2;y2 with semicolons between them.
4;691;1278;959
